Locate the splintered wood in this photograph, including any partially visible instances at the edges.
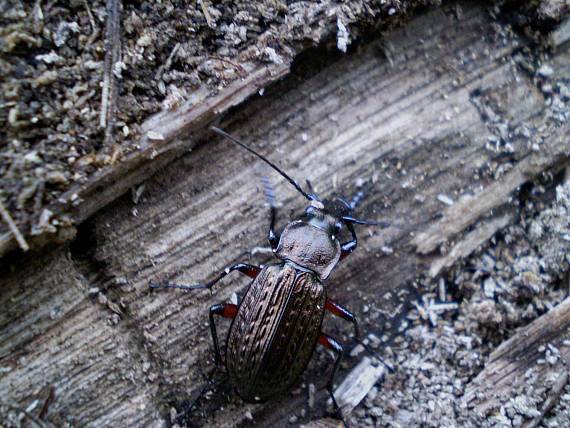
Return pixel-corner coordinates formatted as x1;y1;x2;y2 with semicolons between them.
333;357;385;415
551;18;570;48
0;199;29;252
464;297;570;415
412;142;570;256
427;214;513;277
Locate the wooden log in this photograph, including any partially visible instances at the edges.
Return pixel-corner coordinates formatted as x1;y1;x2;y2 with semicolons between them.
1;2;569;427
0;249;164;425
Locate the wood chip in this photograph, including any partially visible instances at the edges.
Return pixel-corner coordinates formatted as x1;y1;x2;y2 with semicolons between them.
301;417;344;428
551;18;570;48
332;357;385;415
428;214;513;277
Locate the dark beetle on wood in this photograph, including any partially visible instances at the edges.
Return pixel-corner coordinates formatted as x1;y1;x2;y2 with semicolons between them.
151;127;389;420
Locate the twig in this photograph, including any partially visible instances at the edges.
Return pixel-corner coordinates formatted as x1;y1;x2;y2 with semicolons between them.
0;199;29;252
83;0;97;35
154;42;181;80
100;0;121;148
83;0;99;50
83;0;100;47
39;386;56;421
208;55;248;78
198;0;215;29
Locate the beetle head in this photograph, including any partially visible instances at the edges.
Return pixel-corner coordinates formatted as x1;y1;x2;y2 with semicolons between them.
303;197;351;235
210;126;389;232
303;194;388;235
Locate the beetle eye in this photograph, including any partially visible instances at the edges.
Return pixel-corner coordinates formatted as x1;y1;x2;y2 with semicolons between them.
305;206;316;216
335;222;342;232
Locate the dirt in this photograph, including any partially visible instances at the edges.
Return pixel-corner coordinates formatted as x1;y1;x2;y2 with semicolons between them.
0;0;566;253
345;178;570;427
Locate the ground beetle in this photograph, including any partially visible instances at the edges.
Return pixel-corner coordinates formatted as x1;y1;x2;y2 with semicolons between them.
151;127;389;421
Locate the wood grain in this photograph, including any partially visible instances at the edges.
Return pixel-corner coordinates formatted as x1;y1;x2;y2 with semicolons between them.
463;297;570;414
0;249;163;426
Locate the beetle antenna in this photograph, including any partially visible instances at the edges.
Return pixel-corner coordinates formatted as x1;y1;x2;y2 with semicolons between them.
342;216;391;227
305;179;321;201
211;126;313;201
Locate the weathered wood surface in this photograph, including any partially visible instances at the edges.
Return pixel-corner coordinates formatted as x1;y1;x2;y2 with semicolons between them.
1;2;569;427
463;297;570;416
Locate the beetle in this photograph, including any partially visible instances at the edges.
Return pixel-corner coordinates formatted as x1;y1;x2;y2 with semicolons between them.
151;127;388;420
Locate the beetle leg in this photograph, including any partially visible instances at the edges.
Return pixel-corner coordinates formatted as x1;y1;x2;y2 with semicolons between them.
340;222;357;261
209;303;238;365
150;262;261;291
262;176;280;250
268;205;280;250
324;300;394;374
325;299;359;338
325;300;395;373
318;333;346;424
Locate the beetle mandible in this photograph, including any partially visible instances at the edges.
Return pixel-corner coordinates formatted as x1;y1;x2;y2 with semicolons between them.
151;127;388;418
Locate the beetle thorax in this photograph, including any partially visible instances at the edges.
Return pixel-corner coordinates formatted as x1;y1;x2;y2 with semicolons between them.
275;220;341;280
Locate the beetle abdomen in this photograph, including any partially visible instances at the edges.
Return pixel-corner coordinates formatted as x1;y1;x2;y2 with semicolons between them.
226;263;325;402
